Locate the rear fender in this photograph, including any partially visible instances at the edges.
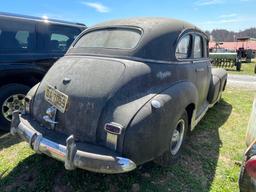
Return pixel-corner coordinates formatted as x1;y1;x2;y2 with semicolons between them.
122;81;198;164
208;68;227;104
207;75;221;104
97;93;156;152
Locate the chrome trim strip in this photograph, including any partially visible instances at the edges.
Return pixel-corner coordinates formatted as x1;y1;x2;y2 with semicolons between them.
67;54;205;65
193;105;209;129
106;133;118;151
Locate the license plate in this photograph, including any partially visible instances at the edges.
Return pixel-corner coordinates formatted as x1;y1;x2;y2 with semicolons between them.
45;85;68;113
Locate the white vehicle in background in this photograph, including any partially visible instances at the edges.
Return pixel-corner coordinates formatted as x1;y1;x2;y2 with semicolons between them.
239;98;256;192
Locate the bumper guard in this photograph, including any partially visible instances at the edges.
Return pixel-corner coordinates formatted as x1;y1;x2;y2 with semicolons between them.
10;111;136;174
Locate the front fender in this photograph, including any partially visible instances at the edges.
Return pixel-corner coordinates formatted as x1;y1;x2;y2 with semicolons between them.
123;81;198;165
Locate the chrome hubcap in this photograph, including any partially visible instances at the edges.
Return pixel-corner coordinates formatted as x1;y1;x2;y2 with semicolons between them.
2;94;26;122
170;119;185;155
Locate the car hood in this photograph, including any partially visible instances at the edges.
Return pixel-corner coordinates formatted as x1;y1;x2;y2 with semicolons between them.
32;56;126;143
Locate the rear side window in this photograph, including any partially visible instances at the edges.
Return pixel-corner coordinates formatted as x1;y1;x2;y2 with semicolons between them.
194;35;203;58
74;28;141;49
204;38;209;57
175;35;192;59
0;19;35;52
37;24;81;53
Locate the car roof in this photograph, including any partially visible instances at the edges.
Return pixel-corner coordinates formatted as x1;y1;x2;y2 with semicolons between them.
93;17;196;33
0;12;86;28
68;17;207;62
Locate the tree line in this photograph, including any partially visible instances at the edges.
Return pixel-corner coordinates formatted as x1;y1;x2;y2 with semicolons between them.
205;28;256;42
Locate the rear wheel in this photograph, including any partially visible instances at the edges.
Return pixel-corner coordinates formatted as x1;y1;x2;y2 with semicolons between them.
0;84;30;131
154;111;188;166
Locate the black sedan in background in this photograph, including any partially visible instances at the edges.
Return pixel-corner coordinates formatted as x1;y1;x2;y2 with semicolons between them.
0;12;86;130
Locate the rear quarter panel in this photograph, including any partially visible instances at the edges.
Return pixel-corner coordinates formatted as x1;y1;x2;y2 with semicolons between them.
123;81;198;165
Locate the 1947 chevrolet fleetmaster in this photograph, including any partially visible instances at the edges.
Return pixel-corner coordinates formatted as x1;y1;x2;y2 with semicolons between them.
11;18;227;174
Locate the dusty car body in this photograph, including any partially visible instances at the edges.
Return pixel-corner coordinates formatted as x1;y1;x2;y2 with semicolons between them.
239;98;256;192
11;18;227;174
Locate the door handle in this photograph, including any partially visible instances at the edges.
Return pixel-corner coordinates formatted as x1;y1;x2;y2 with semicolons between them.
195;68;205;72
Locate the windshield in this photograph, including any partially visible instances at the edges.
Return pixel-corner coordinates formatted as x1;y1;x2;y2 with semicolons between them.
74;28;141;50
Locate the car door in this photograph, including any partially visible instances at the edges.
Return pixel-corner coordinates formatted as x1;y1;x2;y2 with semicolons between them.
193;34;211;116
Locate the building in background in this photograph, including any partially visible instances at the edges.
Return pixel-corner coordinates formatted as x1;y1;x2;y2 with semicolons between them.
209;38;256;52
209;37;256;62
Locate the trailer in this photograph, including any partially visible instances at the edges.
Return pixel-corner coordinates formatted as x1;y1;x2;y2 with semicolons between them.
210;52;241;71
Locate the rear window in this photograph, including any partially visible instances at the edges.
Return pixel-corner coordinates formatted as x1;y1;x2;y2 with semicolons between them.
0;20;35;52
74;28;141;49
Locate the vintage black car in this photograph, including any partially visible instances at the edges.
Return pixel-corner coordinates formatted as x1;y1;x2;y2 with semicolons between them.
11;18;227;174
0;12;86;130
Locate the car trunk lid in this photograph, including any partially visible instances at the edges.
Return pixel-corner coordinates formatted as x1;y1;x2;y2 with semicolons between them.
32;56;126;143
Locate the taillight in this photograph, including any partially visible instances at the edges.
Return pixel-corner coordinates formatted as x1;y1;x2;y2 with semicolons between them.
104;122;123;151
245;156;256;179
104;122;123;135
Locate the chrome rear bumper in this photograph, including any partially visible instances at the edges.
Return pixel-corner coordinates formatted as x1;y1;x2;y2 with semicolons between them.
10;111;136;174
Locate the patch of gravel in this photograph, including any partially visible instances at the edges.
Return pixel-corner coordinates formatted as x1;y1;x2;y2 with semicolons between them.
227;74;256;90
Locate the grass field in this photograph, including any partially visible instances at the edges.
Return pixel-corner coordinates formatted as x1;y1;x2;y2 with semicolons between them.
226;61;256;75
0;88;255;192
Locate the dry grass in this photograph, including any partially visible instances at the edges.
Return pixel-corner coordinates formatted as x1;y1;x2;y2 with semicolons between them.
0;88;255;192
226;61;256;75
